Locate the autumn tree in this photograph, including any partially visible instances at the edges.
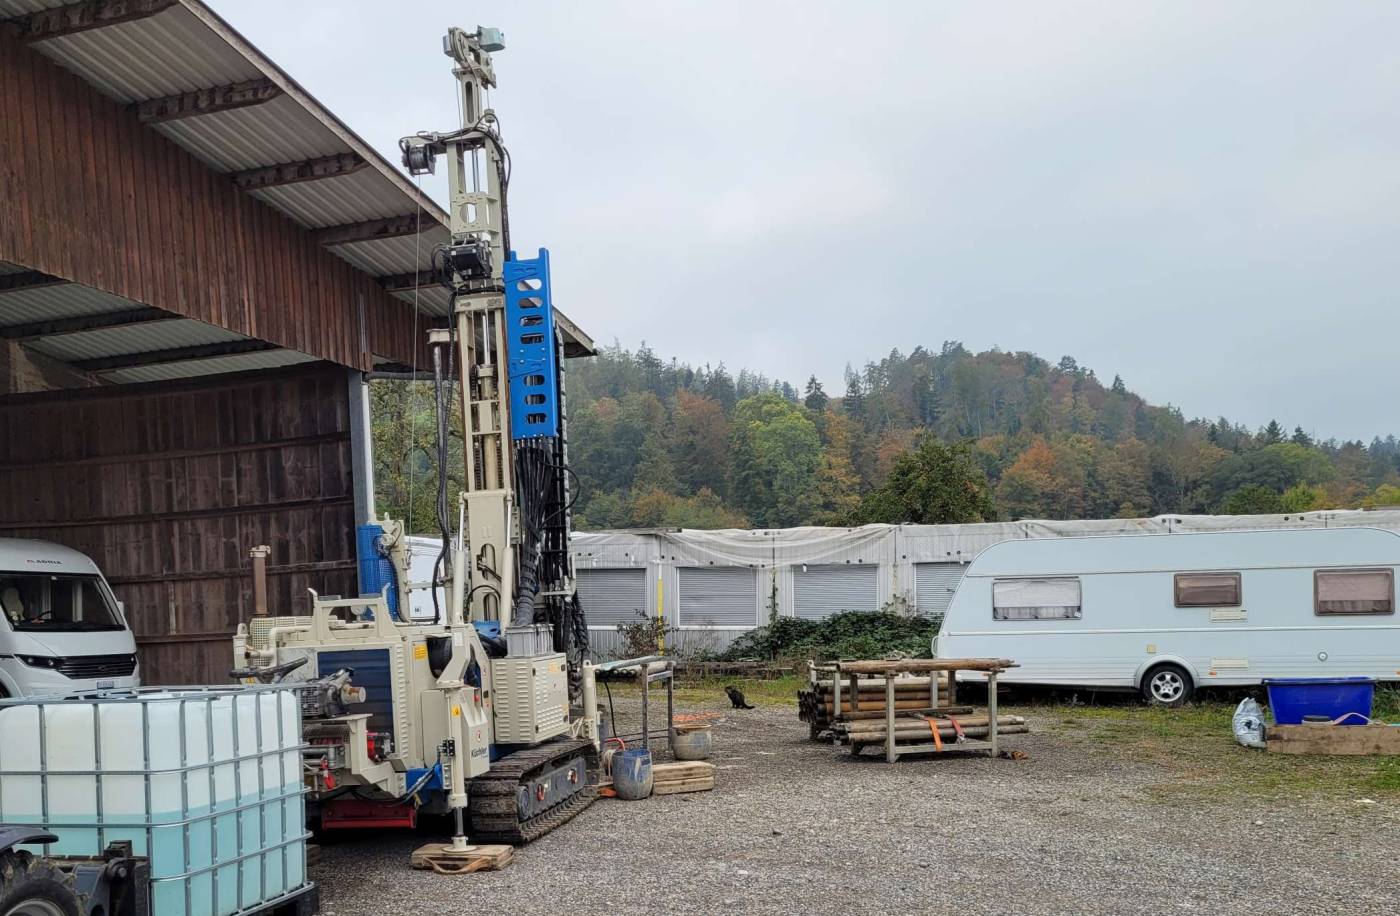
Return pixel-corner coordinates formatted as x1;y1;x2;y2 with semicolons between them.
480;341;1398;530
798;409;862;524
729;393;821;527
671;391;731;497
850;436;995;525
369;379;462;534
1220;485;1284;515
1099;438;1152;517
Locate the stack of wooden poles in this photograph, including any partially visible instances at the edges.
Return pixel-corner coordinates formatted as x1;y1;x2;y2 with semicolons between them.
799;658;1027;756
799;674;955;735
839;712;1028;746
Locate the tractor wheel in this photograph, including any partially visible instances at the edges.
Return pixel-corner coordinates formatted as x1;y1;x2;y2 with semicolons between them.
0;850;81;916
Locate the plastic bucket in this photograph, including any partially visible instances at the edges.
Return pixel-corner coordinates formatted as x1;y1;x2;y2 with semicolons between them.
612;748;653;800
1264;677;1374;725
671;725;713;761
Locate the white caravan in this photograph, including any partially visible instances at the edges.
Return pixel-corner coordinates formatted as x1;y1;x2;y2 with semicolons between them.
933;527;1399;705
0;538;139;698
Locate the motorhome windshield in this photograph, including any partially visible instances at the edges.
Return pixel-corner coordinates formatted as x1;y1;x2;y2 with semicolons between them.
0;571;124;632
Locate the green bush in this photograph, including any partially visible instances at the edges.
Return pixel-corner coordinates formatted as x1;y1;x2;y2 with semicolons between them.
721;611;940;663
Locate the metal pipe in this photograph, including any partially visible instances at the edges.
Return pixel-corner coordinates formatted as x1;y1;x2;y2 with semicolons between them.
449;542;467;628
243;625;312;661
581;661;599;749
249;545;271;617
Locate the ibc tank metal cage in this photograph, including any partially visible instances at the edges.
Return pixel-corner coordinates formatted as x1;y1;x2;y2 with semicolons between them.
0;685;311;916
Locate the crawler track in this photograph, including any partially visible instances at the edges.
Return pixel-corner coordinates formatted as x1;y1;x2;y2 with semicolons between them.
468;737;598;843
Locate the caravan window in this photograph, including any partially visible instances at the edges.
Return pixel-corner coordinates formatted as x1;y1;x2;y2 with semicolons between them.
1174;572;1241;607
992;577;1082;620
1314;569;1394;616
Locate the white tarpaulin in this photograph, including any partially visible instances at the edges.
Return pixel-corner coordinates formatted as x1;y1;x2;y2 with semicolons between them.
401;509;1400;656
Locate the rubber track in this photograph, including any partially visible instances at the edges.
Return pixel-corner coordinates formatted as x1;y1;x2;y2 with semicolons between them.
468;737;598;843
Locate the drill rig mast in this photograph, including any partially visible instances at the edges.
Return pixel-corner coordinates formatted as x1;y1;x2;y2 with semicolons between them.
234;26;598;855
402;26;515;627
401;27;582;656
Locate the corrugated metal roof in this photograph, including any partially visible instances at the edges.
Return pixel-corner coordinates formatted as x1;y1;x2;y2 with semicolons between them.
329;229;451;279
1;2;596;358
0;284;148;325
18;4;261;102
102;347;315;384
393;287;452;318
249;167;410;228
28;317;245;362
0;2;65;17
3;0;450;278
154;93;347;173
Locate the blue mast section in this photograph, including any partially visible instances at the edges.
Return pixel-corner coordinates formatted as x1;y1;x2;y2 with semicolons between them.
503;249;561;440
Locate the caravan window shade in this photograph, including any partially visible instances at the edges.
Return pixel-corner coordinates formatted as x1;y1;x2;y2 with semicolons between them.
992;578;1082;620
1175;573;1241;607
1315;569;1394;615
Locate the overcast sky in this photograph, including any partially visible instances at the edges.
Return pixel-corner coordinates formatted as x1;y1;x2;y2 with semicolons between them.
213;1;1399;442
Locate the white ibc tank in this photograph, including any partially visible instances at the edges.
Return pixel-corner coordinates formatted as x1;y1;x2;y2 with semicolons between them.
0;686;307;916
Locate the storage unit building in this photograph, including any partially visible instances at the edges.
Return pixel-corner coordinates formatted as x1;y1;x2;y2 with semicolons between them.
793;564;879;620
570;511;1400;659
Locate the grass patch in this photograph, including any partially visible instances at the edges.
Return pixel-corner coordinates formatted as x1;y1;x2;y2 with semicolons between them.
604;674;804;709
669;675;805;707
649;675;1400;804
1037;698;1400;803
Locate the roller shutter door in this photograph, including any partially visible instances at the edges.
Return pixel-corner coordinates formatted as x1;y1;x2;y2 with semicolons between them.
678;567;758;626
794;564;878;620
915;562;966;618
576;567;648;626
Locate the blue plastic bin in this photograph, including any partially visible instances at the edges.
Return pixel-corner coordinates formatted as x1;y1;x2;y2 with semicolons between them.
1264;677;1374;726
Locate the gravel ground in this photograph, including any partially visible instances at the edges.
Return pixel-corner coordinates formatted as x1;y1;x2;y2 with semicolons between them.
314;693;1399;916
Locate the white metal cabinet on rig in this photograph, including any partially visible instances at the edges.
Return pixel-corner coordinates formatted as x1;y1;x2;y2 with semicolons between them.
231;25;604;857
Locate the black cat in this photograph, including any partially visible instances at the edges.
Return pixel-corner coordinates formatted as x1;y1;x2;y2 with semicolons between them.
725;685;755;709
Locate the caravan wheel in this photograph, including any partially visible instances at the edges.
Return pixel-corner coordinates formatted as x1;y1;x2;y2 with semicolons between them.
1142;664;1193;708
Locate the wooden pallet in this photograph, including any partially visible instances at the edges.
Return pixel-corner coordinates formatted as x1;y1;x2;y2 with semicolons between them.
1266;724;1400;756
652;761;715;795
410;842;513;874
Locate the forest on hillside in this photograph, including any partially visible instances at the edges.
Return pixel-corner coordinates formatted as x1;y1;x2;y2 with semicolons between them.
371;341;1400;534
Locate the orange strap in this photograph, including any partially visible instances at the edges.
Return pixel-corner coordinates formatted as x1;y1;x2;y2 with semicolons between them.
947;715;965;742
922;716;943;752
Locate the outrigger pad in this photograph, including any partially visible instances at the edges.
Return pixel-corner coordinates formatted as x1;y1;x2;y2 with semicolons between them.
410;843;513;875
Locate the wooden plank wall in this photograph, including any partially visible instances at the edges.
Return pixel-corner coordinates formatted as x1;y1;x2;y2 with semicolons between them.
0;363;359;684
0;29;423;371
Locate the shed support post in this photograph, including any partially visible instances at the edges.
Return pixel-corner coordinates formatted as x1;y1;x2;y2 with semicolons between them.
348;369;375;525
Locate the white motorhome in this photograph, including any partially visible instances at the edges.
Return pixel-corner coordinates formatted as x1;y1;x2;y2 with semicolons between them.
934;527;1399;705
0;538;139;698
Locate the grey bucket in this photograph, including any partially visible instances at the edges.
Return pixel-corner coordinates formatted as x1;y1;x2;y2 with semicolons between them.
671;725;713;761
612;748;654;800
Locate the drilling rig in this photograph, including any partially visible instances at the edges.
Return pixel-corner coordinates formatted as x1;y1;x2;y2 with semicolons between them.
232;26;602;855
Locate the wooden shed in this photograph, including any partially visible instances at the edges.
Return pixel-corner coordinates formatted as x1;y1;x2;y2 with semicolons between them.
0;0;591;683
